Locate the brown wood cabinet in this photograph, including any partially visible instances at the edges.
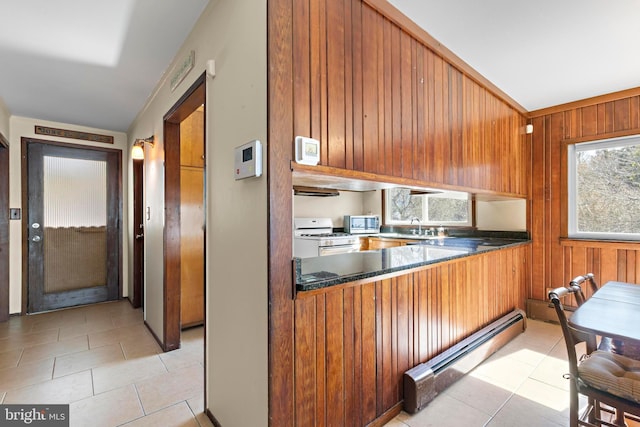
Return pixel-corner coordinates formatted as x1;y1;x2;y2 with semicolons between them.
286;0;528;197
180;107;205;327
180;107;205;168
364;237;415;250
293;244;530;426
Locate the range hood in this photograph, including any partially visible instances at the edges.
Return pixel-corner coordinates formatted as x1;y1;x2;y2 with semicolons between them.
293;186;340;197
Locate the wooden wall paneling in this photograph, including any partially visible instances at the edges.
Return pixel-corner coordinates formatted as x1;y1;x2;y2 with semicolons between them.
325;291;345;426
626;250;636;283
344;0;354;170
327;0;346;169
361;282;377;423
635;250;640;284
580;105;597;137
506;111;515;193
315;294;327;426
310;0;323;151
390;24;402;178
410;39;419;183
450;68;464;186
379;19;396;175
604;101;615;134
485;93;496;192
473;84;484;190
516;114;526;195
548;113;564;291
400;31;413;179
424;49;436;184
362;4;380;174
461;78;472;188
502;105;512;193
342;287;356;425
453;263;464;345
293;0;311;139
395;274;410;403
631;96;640;129
351;0;364;171
388;276;399;410
614;98;631;132
570;245;587;283
351;286;364;426
417;270;429;362
616;249;627;282
267;0;295;423
377;13;389;176
374;280;384;414
432;55;445;184
413;44;425;182
294;297;316;427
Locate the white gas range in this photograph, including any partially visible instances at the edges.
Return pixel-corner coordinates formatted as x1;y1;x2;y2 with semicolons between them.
293;217;362;258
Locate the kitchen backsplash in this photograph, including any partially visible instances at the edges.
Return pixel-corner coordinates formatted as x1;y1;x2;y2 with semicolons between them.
293;189;526;231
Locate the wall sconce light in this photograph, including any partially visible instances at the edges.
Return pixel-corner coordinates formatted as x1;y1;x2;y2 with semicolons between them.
131;136;155;160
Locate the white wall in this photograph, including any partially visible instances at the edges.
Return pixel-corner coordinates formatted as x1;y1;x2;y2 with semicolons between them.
294;191;372;228
8;116;128;314
126;0;268;425
0;98;9;138
476;199;527;231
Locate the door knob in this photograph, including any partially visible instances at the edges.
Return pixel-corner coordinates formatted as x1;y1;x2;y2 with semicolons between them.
31;223;40;229
32;236;41;242
135;234;144;240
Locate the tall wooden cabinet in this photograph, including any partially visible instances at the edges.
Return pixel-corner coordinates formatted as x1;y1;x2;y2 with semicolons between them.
180;107;205;327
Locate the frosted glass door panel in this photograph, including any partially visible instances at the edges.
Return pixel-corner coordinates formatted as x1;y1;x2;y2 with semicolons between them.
42;156;107;293
43;156;107;227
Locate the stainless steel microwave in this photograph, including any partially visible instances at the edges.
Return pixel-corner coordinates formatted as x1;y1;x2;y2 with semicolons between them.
344;215;380;234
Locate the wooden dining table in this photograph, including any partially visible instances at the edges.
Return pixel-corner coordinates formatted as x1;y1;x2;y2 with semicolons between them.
568;280;640;344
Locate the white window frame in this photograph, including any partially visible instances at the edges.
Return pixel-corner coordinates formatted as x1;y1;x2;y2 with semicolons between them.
568;134;640;241
384;189;472;227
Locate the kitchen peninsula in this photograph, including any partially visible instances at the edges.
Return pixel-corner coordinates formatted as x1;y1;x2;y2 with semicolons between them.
295;237;529;291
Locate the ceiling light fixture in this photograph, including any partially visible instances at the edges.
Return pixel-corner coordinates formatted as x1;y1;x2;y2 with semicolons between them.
131;136;154;160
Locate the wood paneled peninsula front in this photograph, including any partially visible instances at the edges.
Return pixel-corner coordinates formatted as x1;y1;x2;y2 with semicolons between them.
295;236;529;292
292;239;530;425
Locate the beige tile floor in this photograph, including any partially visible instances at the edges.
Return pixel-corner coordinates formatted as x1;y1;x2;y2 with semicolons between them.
2;302;638;427
0;300;211;427
385;319;640;427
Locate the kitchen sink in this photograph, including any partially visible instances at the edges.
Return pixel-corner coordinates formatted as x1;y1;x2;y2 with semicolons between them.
376;232;449;240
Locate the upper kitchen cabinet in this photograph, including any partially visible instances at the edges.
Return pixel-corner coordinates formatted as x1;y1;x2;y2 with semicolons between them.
285;0;529;198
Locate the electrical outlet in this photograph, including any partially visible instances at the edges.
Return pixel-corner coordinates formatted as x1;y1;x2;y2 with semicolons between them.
9;208;20;220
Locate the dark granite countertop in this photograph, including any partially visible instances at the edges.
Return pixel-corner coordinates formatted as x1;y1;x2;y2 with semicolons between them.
294;237;530;292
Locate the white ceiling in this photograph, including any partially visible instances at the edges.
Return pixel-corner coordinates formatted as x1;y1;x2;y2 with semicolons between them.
1;1;639;133
389;0;640;112
0;0;209;132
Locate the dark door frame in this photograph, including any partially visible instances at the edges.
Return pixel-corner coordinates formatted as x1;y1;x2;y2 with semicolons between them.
132;159;144;309
21;137;122;314
0;132;9;322
162;73;206;351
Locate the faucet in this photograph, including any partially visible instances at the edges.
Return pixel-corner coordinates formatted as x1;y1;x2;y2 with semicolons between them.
410;217;422;235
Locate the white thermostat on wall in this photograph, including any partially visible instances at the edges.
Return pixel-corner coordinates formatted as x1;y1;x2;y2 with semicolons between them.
234;140;262;180
295;136;320;165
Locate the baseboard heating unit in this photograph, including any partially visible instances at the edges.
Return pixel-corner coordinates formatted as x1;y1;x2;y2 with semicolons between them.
403;309;526;414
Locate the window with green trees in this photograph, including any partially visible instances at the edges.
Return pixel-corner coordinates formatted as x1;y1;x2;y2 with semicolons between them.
568;135;640;240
